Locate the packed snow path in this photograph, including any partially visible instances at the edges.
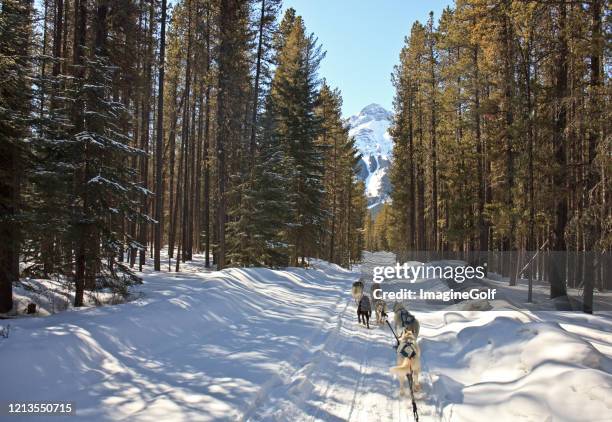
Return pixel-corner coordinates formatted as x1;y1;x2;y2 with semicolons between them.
1;255;611;421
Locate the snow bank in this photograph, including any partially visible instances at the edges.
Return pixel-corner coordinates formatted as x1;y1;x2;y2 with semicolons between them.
9;278;122;317
418;311;612;422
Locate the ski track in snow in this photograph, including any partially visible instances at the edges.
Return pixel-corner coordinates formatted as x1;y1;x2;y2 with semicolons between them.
1;253;611;421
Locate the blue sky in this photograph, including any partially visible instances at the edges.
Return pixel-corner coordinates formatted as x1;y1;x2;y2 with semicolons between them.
282;0;452;117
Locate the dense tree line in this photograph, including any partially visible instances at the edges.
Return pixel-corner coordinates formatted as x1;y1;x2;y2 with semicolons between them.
0;0;366;313
384;0;610;307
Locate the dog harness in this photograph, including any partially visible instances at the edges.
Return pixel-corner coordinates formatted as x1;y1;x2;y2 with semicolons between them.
398;340;416;359
359;295;371;312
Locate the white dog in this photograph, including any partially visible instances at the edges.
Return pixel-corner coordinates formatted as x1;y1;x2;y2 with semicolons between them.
390;329;421;396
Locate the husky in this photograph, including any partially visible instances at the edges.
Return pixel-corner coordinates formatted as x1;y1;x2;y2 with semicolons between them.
371;282;387;324
375;300;388;324
351;280;364;304
370;282;381;299
393;302;420;338
352;280;365;325
390;329;421;396
357;294;372;328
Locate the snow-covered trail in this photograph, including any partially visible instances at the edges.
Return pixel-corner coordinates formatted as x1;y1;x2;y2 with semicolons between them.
3;257;413;422
242;291;420;422
1;254;611;421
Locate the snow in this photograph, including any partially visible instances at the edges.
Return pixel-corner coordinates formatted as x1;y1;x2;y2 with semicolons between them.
419;311;612;421
88;175;128;192
365;165;388;199
10;277;121;316
1;252;611;421
350;119;393;159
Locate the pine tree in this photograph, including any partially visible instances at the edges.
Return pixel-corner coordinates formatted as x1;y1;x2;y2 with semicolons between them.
216;0;252;269
249;0;282;162
226;0;283;266
268;15;325;265
316;82;364;266
228;95;293;266
316;82;343;262
0;0;33;313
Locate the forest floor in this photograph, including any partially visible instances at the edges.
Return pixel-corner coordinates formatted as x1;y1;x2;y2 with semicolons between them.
1;253;611;421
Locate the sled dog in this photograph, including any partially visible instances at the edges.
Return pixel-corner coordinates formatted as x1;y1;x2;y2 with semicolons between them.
370;282;381;300
390;329;421;396
393;302;420;338
375;300;388;324
371;282;386;324
357;294;372;328
351;280;364;304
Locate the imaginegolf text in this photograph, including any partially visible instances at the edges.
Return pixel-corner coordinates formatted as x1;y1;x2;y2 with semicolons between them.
373;288;497;302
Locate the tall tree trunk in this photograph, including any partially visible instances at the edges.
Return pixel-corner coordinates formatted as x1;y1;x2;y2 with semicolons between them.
41;0;63;275
167;85;182;258
525;38;535;259
502;5;516;284
203;1;212;267
417;90;426;252
52;0;63;76
550;3;568;299
473;45;487;253
0;120;20;314
408;87;416;251
180;0;193;263
60;0;69;75
186;77;197;261
346;175;352;266
174;108;186;271
203;87;212;267
583;0;602;313
194;83;204;253
72;0;88;307
139;2;154;271
39;0;49;118
428;12;438;252
154;0;167;271
249;0;266;163
216;0;241;269
328;126;337;263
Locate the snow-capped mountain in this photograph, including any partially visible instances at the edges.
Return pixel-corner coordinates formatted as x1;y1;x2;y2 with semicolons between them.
348;103;393;211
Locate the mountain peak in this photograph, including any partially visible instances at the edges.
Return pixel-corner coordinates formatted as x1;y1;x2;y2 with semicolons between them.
361;103;387;114
348;103;393;211
358;103;392;121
